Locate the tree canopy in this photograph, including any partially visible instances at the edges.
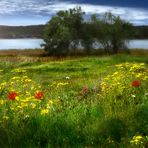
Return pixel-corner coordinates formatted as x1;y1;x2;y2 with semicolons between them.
43;6;84;56
43;7;134;56
91;12;134;54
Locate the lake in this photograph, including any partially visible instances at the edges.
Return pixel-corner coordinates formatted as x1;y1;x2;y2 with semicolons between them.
0;39;43;50
0;39;147;50
128;40;148;49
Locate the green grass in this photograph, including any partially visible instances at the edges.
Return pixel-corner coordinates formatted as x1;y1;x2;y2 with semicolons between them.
0;54;148;147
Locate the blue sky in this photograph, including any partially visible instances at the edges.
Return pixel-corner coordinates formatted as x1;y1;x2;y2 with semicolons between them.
0;0;148;26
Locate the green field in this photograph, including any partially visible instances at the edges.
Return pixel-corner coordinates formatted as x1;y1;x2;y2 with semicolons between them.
0;54;148;147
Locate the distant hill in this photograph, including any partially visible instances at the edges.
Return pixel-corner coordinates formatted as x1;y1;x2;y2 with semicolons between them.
0;25;148;39
0;25;45;38
134;26;148;39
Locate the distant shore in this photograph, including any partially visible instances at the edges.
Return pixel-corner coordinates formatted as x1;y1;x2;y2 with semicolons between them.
0;25;148;39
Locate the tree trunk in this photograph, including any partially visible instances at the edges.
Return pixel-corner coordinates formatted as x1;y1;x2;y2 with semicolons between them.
112;39;118;54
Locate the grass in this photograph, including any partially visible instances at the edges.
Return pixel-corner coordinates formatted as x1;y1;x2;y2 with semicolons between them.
0;52;148;147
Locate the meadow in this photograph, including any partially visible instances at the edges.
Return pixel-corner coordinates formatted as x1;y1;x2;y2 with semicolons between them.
0;50;148;147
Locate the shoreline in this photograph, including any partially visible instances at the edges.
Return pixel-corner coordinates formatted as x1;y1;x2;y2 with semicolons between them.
0;48;147;55
0;49;147;62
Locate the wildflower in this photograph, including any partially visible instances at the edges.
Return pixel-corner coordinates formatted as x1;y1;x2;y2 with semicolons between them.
130;135;144;145
17;105;23;109
12;76;20;80
48;100;53;105
57;82;69;87
12;68;26;73
135;135;143;140
135;73;143;78
3;116;9;120
24;115;29;119
41;109;49;115
65;76;70;79
8;92;17;100
140;63;145;66
35;91;44;99
112;72;119;76
131;94;136;98
10;107;15;110
0;100;4;105
31;103;36;109
46;100;53;109
132;80;141;87
80;87;89;96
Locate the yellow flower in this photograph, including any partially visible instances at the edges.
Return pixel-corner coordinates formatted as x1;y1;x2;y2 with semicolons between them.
115;64;123;67
57;82;69;87
24;79;32;83
130;135;144;145
22;76;28;79
134;135;143;140
31;103;36;109
41;109;49;115
0;100;4;105
113;72;118;75
48;100;53;105
17;105;23;109
135;73;143;78
10;107;15;110
15;96;20;101
139;63;145;66
11;76;20;80
0;82;7;87
12;68;26;73
31;86;35;90
3;116;9;120
20;103;28;108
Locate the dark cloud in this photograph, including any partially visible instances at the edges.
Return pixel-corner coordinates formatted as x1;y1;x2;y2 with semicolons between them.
73;0;148;9
0;0;148;25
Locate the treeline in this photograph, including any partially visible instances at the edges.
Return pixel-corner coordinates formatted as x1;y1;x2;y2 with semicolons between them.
0;25;45;38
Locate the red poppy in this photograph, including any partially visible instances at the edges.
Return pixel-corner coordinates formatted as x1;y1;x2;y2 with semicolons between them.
35;91;44;99
80;87;89;96
131;80;141;87
8;92;17;100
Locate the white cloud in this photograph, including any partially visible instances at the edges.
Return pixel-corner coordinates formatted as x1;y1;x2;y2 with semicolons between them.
0;0;148;25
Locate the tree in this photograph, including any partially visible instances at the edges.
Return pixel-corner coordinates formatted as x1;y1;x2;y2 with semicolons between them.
43;8;134;56
81;22;96;53
91;12;134;54
43;6;84;56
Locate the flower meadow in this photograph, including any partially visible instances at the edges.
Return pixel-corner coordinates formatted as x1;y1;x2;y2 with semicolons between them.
0;68;61;123
0;55;148;147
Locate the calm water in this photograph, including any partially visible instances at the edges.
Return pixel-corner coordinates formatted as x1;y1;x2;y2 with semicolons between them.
0;39;43;49
0;39;147;50
128;40;148;49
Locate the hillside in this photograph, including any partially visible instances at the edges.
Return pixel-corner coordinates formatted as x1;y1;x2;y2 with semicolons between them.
0;25;148;39
0;25;45;38
134;26;148;39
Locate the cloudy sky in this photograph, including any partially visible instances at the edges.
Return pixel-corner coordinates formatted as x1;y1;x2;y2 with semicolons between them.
0;0;148;26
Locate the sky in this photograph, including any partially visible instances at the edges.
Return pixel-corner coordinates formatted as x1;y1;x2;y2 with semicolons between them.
0;0;148;26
